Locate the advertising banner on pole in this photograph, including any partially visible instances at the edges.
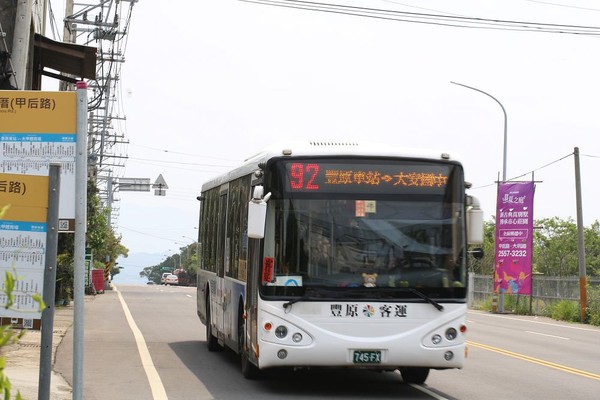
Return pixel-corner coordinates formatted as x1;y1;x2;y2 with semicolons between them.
494;181;535;295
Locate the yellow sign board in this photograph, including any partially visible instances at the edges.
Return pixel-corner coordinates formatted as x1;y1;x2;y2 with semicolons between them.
0;173;49;222
0;90;77;229
0;91;76;133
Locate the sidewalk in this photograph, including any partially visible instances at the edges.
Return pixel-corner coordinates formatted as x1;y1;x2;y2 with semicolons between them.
3;302;76;400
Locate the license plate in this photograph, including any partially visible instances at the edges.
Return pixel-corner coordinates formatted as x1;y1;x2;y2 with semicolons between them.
353;350;382;364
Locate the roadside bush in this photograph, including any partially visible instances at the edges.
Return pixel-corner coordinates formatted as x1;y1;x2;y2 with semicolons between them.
587;286;600;326
549;300;580;322
503;295;532;315
471;296;493;311
1;270;45;400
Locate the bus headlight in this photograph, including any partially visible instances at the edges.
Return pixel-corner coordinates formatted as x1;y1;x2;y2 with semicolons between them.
444;351;454;361
431;334;442;345
292;332;303;343
445;327;458;341
275;325;288;339
277;349;288;359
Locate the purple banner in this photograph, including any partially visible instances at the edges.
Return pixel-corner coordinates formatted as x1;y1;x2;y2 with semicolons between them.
494;182;535;295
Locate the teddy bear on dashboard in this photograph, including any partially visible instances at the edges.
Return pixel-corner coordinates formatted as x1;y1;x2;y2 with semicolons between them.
362;272;378;288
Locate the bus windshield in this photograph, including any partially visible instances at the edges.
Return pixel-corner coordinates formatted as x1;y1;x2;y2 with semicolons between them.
261;158;467;300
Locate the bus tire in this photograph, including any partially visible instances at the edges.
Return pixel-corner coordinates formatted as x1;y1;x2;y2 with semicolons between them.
238;307;260;379
400;367;429;384
206;295;222;352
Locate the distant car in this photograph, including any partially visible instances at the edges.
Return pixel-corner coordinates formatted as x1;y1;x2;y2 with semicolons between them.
161;272;171;284
146;281;156;285
165;274;179;286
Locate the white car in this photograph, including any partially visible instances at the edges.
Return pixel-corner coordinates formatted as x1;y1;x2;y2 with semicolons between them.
160;272;171;285
164;274;179;286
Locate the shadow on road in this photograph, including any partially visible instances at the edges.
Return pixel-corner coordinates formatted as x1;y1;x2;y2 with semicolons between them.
168;340;452;399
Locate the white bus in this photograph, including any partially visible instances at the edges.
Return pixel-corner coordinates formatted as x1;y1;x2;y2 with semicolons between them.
196;141;483;383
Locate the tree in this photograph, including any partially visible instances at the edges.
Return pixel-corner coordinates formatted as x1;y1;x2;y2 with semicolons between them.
474;217;600;277
55;180;129;299
470;220;496;275
139;245;198;285
86;180;128;269
139;265;163;284
584;221;600;276
534;217;580;276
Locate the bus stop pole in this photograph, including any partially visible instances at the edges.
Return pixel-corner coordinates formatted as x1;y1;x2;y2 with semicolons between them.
38;164;61;400
73;81;88;400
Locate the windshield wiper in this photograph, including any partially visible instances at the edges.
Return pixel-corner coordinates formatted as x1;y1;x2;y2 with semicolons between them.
408;288;444;312
282;287;342;310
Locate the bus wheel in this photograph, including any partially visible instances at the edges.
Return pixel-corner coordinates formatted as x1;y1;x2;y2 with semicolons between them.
206;296;222;352
400;367;429;384
238;311;260;379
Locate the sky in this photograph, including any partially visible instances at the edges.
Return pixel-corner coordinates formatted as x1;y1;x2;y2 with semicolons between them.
49;0;600;282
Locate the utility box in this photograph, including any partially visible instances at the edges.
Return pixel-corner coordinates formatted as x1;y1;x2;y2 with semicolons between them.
91;269;105;294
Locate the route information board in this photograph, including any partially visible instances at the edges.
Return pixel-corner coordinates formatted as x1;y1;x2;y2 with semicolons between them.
0;90;77;231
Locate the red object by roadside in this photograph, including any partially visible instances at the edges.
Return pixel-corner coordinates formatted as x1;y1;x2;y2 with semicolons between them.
91;269;105;294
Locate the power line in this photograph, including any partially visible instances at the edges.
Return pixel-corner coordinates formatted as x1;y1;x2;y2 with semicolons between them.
239;0;600;35
471;152;574;189
128;156;234;168
523;0;600;12
129;142;240;162
119;226;183;242
581;153;600;159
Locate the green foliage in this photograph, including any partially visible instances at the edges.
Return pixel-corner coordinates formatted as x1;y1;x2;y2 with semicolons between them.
587;286;600;326
1;271;45;400
549;300;581;322
477;216;600;278
56;254;74;302
502;295;532;315
469;221;496;275
139;243;198;285
55;180;129;299
584;221;600;276
534;217;579;276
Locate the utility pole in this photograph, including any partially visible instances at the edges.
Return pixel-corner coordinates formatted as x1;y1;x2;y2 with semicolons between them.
11;0;33;89
60;0;74;92
574;147;587;322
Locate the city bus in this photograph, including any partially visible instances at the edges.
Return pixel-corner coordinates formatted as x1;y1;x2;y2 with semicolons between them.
196;141;483;383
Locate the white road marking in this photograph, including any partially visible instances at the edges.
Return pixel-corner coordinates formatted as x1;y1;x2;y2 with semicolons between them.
468;310;599;332
525;330;570;340
114;285;169;400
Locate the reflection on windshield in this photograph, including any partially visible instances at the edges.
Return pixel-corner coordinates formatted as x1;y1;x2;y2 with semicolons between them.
268;198;466;295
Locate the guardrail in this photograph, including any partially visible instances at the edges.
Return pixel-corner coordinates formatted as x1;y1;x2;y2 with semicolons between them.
468;273;600;315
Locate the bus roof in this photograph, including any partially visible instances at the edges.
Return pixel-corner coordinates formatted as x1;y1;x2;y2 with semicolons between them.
200;141;462;192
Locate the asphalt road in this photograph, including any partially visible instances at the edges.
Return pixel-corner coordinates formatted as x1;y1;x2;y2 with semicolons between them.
54;285;600;399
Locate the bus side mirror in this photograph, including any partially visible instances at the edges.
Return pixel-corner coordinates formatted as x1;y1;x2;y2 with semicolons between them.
248;186;271;239
466;195;484;245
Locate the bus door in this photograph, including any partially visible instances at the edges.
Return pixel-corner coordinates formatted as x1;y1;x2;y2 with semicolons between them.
215;190;228;340
244;182;263;361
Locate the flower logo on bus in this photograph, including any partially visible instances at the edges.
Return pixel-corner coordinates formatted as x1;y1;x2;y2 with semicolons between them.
363;305;375;317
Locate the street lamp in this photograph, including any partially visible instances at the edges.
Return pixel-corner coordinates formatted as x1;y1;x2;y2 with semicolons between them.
450;81;508;181
181;236;198;263
451;81;508;313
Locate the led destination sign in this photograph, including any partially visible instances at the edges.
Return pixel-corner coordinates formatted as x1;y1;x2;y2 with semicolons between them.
283;161;452;195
